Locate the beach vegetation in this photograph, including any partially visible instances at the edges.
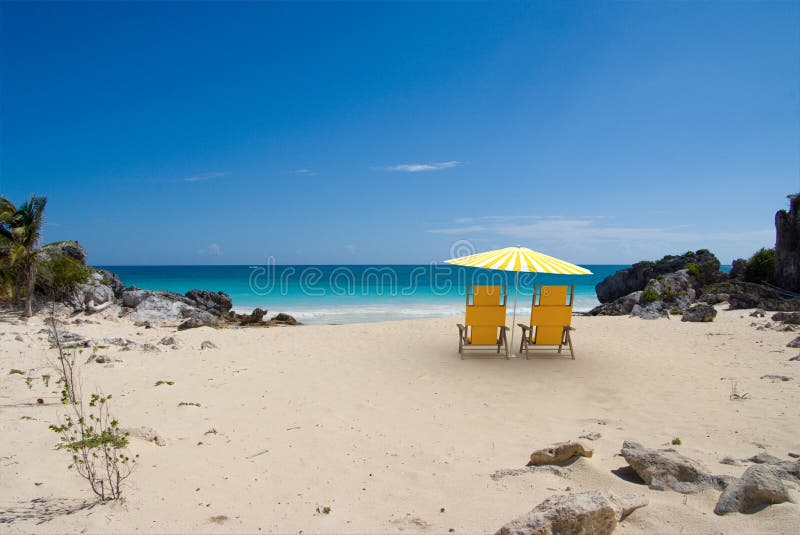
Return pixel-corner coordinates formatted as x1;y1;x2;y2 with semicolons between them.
743;248;775;285
154;380;174;386
672;437;682;445
729;380;750;401
35;255;89;301
8;368;24;375
178;401;201;407
0;195;48;317
47;315;137;501
642;287;659;303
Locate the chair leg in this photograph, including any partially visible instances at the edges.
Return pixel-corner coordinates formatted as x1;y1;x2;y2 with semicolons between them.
566;331;575;360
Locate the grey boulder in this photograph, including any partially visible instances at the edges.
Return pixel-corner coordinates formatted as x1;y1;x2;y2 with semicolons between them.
682;304;717;322
620;441;725;493
714;461;799;514
495;491;647;535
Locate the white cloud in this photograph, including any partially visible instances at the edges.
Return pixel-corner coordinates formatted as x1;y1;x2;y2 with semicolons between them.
198;243;222;256
291;169;317;176
385;161;461;172
183;171;231;183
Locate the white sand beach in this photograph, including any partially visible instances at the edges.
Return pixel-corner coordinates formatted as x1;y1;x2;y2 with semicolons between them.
1;308;798;533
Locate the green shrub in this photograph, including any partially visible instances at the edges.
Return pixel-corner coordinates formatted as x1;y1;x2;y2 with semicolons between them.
744;248;775;284
672;437;682;445
35;256;89;300
642;287;659;303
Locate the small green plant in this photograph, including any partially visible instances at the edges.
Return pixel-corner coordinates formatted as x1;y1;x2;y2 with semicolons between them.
670;306;683;315
154;380;174;387
729;380;750;401
47;314;137;501
316;506;331;514
49;393;137;500
642;287;659;303
24;376;33;389
178;402;201;407
686;262;700;277
8;369;24;375
672;437;682;445
41;374;51;387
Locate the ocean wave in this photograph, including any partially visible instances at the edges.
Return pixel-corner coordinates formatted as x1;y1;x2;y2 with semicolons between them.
231;296;599;325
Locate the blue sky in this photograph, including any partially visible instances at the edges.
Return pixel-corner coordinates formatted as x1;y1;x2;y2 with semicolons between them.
1;1;798;265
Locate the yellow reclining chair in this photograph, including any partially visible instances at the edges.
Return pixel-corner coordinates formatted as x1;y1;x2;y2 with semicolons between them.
457;285;509;358
518;284;576;359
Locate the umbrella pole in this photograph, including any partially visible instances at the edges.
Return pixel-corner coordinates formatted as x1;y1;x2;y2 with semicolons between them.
510;271;519;355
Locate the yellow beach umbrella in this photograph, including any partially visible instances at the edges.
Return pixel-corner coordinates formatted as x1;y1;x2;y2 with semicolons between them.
445;246;592;354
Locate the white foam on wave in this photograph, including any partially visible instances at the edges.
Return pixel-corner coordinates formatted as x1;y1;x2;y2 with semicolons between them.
231;295;599;325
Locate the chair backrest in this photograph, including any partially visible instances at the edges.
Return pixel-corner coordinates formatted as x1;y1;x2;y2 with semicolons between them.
530;285;574;346
465;285;507;345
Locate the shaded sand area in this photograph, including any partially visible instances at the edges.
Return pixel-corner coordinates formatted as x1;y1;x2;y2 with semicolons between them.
1;307;798;533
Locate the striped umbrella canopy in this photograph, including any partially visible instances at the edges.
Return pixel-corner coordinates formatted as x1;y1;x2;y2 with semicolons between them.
445;246;592;355
445;246;592;274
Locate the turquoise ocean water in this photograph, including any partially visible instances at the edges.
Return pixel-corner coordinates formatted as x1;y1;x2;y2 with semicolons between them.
100;264;627;325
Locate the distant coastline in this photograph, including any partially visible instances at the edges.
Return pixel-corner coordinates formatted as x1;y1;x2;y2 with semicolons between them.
97;264;730;325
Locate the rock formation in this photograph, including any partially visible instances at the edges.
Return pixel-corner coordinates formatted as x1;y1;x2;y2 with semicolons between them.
595;250;720;304
714;460;799;514
775;194;800;292
494;491;648;535
619;441;726;494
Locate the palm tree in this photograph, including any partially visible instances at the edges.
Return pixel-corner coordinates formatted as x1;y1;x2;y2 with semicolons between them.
0;195;48;317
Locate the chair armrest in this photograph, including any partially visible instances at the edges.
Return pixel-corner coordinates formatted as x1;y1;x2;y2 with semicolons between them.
517;323;530;332
502;326;510;330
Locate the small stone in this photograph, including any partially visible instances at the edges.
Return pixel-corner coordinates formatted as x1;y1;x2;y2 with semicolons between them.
746;452;783;464
94;355;112;363
141;343;161;353
760;374;791;382
790;355;800;361
529;441;593;466
750;309;766;318
787;336;800;348
14;334;24;342
159;336;180;346
200;341;218;350
579;432;602;441
720;456;741;466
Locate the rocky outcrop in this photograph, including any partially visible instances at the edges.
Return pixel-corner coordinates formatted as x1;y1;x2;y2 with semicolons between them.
589;292;641;316
775;194;800;293
595;250;720;304
620;441;725;494
714;460;799;514
711;281;800;311
729;258;746;280
772;312;800;325
39;240;88;264
268;313;300;326
184;289;232;317
121;288;231;327
494;491;648;535
529;442;594;466
681;304;717;322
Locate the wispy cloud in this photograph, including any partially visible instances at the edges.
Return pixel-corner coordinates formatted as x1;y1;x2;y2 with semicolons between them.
428;215;773;262
385;161;461;172
197;243;222;256
183;171;231;183
291;169;318;177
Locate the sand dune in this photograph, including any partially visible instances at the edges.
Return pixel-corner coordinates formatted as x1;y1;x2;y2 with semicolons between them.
0;307;798;533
